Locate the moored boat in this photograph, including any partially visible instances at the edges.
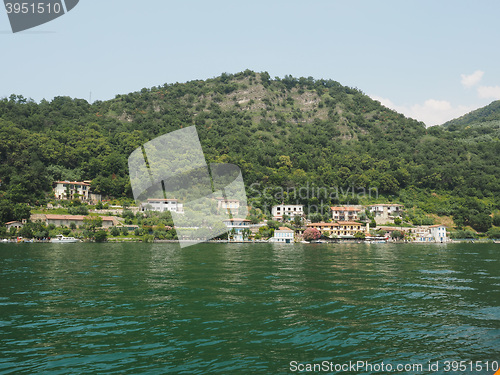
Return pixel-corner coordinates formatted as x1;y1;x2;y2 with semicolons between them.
50;234;79;243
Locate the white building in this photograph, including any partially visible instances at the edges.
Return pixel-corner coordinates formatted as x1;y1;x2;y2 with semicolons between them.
368;204;404;224
411;224;448;243
270;227;294;243
222;218;251;242
429;224;448;243
140;199;184;214
53;181;100;202
5;221;23;230
330;206;361;221
272;204;304;221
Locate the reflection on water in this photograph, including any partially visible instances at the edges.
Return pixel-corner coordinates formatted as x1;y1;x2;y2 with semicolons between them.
0;242;499;374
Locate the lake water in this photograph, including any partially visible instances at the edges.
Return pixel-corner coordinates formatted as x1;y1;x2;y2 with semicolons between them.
0;242;499;374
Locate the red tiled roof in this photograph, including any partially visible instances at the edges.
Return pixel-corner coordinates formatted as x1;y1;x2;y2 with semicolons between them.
330;207;361;211
146;198;178;202
308;222;339;227
45;214;116;222
55;181;90;186
369;204;403;207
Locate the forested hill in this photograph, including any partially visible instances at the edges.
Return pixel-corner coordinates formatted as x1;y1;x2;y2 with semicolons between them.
1;70;499;229
442;100;500;128
439;100;500;145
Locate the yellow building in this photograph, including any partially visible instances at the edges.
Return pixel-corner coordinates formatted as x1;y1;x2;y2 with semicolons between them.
307;221;365;238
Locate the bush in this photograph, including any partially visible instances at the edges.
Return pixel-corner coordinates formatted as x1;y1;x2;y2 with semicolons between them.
94;230;108;242
391;230;404;239
303;228;321;242
68;205;89;215
122;210;135;220
354;231;366;240
492;214;500;227
110;226;120;236
142;234;154;243
450;230;478;239
487;227;500;239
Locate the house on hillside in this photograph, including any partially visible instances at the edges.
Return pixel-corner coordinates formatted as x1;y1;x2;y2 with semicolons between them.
140;199;184;214
5;221;23;230
271;204;304;221
330;206;361;221
215;197;240;216
53;181;101;203
367;204;404;224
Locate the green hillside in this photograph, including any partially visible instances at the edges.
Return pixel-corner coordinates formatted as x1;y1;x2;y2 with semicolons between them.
1;70;499;231
442;100;500;128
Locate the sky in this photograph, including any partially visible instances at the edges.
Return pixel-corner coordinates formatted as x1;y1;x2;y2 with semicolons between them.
1;0;500;126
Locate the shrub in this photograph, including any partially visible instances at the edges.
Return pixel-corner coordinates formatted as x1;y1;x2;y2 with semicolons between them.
94;230;108;242
487;227;500;239
303;228;321;242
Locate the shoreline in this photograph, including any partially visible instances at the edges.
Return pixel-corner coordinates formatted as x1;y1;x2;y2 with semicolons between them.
1;238;497;245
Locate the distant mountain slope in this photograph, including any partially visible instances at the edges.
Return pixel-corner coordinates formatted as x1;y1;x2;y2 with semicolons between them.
440;100;500;144
442;100;500;128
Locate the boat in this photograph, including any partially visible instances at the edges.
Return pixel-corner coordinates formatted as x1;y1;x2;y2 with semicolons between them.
50;234;79;243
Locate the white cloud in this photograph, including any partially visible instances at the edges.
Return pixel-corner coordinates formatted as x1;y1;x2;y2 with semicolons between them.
461;70;484;88
477;85;500;100
371;96;473;127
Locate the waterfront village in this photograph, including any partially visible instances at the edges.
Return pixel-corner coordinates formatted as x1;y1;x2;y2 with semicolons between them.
3;180;452;244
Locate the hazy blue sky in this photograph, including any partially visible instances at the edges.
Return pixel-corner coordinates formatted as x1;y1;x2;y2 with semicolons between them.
1;0;500;126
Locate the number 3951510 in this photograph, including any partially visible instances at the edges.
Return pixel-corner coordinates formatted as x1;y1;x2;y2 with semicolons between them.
5;2;63;14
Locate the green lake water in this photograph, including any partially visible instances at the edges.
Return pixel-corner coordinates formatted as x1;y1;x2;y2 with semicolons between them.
0;242;499;374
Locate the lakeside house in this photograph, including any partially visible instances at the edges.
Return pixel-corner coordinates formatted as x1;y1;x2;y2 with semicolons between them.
140;199;184;214
222;218;251;241
368;204;404;224
271;204;304;221
307;221;367;238
31;214;119;229
377;226;409;239
270;227;295;243
330;206;361;221
410;224;448;243
53;181;102;203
